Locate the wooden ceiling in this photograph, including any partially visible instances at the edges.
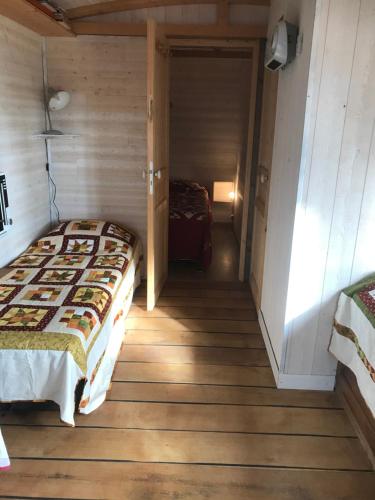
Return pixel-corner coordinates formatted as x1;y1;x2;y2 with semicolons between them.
55;0;269;12
56;0;270;19
0;0;270;38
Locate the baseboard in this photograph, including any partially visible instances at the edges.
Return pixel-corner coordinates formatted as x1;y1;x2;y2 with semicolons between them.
258;309;336;391
257;309;279;386
277;373;336;391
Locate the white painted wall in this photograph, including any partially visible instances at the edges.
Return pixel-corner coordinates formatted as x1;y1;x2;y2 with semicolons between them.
285;0;375;377
261;0;375;389
0;16;50;267
261;0;317;368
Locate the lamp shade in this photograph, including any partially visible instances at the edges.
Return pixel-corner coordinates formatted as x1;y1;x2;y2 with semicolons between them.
213;181;235;203
48;90;71;111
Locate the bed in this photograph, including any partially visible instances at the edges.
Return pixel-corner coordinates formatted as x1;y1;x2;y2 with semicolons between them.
169;180;212;269
329;273;375;417
0;219;142;425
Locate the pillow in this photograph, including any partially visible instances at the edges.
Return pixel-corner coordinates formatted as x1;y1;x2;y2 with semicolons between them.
23;220;136;259
170;180;207;193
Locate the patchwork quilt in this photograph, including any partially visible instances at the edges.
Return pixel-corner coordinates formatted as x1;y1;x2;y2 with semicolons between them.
0;220;142;425
169;180;212;269
329;274;375;416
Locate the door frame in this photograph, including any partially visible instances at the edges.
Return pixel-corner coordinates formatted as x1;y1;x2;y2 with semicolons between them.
238;39;261;282
147;33;263;301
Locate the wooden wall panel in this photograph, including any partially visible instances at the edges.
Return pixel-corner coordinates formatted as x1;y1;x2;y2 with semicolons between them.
0;15;50;267
170;55;252;223
261;0;375;386
260;0;317;367
46;36;148;251
285;0;375;377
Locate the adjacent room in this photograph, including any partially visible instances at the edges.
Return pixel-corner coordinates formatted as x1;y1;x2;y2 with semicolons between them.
168;43;253;281
0;0;374;498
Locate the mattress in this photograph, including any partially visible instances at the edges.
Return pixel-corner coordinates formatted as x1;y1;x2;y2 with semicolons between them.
0;220;142;425
329;273;375;416
169;180;212;269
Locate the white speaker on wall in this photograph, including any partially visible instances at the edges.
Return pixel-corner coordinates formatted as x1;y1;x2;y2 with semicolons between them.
265;20;298;72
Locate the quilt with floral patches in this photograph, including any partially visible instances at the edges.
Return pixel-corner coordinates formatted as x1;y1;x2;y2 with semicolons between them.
169;180;212;269
0;220;142;425
329;273;375;417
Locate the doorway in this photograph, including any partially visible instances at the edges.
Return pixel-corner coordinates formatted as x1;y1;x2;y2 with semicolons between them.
146;21;265;310
168;44;254;283
169;40;258;281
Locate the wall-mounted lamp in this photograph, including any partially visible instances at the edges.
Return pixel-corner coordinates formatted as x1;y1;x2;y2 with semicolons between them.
48;89;71;111
213;181;235;203
40;88;72;137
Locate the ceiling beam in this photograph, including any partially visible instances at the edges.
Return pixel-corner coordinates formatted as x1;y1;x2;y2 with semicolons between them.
66;0;270;20
0;0;74;36
72;20;147;36
216;0;229;27
71;21;267;38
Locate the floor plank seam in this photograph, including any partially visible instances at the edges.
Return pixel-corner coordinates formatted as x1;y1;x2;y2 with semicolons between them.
111;381;277;388
0;423;359;439
103;399;344;409
7;456;374;472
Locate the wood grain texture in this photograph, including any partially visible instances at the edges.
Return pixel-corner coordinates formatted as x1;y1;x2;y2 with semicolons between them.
250;68;278;309
119;344;269;365
238;39;259;279
133;294;254;308
65;0;271;20
46;36;148;254
336;365;375;465
114;361;275;385
125;329;264;347
71;21;268;37
129;304;257;319
3;425;370;469
146;19;169;310
108;381;343;408
0;0;73;36
2;460;375;500
136;286;253;298
61;2;270;35
1;278;373;496
170;54;252;200
125;316;261;333
0;15;50;268
0;401;354;436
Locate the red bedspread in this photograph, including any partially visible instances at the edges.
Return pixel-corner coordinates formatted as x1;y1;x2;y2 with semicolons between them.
169;180;212;269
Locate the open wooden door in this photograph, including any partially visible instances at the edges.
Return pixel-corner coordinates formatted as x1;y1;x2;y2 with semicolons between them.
249;70;278;309
147;19;170;311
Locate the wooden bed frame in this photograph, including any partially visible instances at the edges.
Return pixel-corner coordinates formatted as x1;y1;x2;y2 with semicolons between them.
336;362;375;467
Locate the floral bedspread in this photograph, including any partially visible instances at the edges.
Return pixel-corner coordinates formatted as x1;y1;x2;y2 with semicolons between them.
0;220;137;372
0;220;142;424
329;273;375;416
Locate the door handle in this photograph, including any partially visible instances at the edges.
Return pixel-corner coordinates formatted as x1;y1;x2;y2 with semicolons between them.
258;165;269;184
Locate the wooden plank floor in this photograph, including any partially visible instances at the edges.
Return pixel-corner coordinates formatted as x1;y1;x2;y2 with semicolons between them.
1;280;375;500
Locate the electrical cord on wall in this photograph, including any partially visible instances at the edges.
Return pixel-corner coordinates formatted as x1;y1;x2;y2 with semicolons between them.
42;39;61;227
44;139;60;225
